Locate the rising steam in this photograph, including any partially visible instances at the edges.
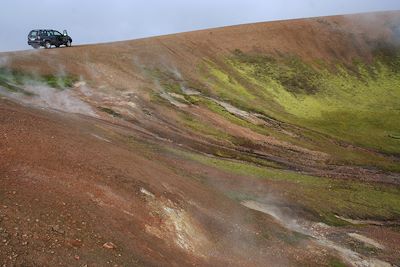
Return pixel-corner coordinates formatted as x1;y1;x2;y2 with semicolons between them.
0;79;96;117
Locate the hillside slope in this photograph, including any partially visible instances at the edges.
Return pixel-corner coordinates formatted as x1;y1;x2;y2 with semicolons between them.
1;11;400;266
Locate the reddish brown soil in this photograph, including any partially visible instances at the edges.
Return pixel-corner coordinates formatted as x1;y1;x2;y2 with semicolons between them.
1;99;334;266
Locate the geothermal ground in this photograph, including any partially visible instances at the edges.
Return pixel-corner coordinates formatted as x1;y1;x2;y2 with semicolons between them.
1;11;400;267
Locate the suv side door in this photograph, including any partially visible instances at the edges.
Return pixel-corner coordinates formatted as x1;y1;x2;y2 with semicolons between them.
52;31;64;45
41;30;51;43
47;30;57;45
38;30;45;41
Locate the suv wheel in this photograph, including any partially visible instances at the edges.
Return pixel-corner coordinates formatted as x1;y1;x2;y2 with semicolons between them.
44;41;51;49
66;40;72;47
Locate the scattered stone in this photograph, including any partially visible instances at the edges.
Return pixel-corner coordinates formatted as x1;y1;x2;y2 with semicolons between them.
140;188;155;198
73;81;87;88
1;232;9;238
103;242;117;249
69;239;83;248
74;255;80;260
51;225;65;235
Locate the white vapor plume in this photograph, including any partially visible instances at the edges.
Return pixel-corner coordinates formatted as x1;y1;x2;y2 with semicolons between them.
0;56;9;67
1;84;96;117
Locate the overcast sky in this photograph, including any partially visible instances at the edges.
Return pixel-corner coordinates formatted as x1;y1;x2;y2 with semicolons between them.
0;0;399;52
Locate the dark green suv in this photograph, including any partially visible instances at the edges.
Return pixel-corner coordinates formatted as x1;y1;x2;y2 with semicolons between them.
28;29;73;49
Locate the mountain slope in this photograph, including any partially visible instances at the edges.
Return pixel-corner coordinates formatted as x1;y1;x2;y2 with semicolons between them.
1;11;400;266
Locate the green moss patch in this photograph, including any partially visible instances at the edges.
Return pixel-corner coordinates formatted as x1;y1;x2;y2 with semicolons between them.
179;111;233;141
42;75;77;89
0;68;77;91
197;49;400;157
0;77;35;96
98;107;121;117
328;258;347;267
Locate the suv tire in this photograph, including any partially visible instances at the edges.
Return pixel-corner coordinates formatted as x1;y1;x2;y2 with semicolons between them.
66;40;72;47
44;41;51;49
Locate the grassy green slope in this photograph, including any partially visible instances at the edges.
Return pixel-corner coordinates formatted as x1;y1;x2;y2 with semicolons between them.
200;47;400;155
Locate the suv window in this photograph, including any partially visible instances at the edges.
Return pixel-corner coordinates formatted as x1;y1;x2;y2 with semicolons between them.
30;31;37;37
53;31;62;36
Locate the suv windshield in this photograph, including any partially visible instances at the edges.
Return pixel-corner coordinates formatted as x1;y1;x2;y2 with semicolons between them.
29;31;37;37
